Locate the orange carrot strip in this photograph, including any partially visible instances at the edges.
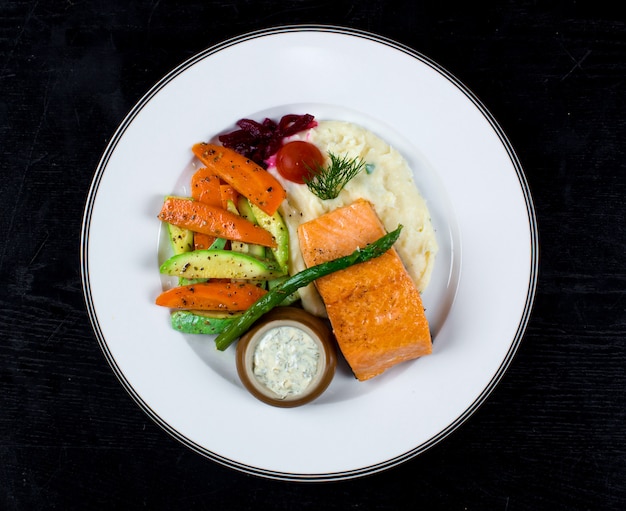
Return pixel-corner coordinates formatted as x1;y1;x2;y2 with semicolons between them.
192;143;286;215
191;167;222;206
155;282;267;311
193;232;215;251
191;170;231;248
158;197;277;248
220;184;239;209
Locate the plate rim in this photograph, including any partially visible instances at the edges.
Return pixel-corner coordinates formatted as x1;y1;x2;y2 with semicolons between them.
80;23;539;482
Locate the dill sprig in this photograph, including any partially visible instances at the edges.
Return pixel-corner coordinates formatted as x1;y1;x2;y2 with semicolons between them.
304;152;367;200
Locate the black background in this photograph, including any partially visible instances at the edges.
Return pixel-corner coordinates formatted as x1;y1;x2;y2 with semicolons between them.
2;1;625;509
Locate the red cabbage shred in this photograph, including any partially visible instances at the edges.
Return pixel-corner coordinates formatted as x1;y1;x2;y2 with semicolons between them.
218;113;317;168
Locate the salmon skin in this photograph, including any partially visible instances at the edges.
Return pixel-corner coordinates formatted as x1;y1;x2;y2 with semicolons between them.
297;199;432;381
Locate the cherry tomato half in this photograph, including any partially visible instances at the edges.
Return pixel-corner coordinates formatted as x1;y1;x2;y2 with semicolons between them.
275;141;325;184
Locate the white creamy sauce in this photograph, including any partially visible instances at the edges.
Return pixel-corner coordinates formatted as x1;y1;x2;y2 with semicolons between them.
252;326;320;399
268;120;439;317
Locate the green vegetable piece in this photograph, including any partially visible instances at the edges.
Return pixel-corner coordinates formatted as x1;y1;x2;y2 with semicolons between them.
166;222;195;286
227;199;266;258
236;197;265;257
304;152;366;200
214;225;403;350
173;238;227;286
164;199;197;285
159;249;286;280
236;196;257;223
226;199;249;255
167;223;194;255
268;276;300;306
171;310;243;335
247;244;266;259
225;199;239;215
209;238;227;250
178;277;205;286
249;202;289;273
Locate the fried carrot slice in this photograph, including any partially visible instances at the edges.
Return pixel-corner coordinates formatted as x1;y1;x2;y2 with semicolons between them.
190;168;223;249
220;184;239;209
191;167;222;205
192;143;286;215
158;197;277;248
193;232;214;251
155;282;267;311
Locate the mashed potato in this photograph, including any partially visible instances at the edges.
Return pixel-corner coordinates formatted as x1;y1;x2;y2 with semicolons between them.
268;120;438;317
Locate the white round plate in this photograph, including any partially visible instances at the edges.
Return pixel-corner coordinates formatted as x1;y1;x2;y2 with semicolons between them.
81;26;538;481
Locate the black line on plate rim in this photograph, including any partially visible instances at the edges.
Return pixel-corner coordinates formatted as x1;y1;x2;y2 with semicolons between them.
80;24;539;483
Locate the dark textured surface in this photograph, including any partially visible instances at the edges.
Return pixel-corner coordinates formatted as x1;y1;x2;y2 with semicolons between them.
1;1;625;509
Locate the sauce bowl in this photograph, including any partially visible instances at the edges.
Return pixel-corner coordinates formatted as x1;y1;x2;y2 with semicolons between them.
236;307;336;407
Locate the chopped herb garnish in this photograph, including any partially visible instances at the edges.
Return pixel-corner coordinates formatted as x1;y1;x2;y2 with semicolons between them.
304;152;366;200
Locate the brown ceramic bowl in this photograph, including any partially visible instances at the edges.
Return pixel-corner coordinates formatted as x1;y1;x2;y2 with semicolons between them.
236;307;336;408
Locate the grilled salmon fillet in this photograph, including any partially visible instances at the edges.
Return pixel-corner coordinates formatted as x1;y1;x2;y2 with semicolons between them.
297;199;432;381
